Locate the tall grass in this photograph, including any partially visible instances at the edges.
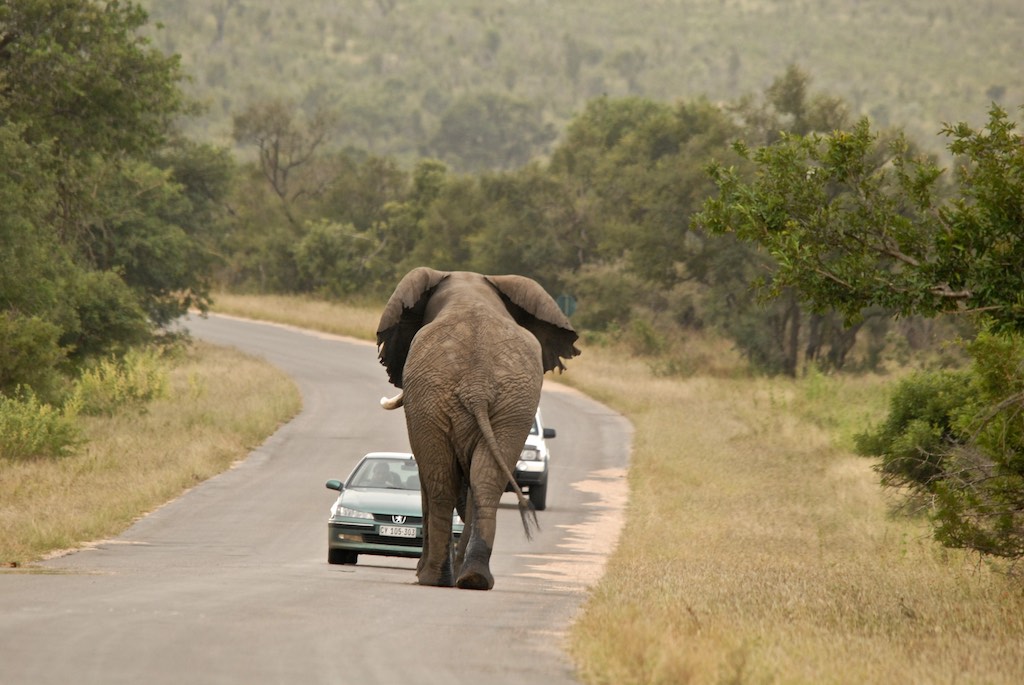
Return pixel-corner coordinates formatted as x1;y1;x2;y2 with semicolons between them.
564;349;1024;684
0;341;300;564
210;292;381;341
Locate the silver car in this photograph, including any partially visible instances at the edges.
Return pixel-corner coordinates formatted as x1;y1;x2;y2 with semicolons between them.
325;452;463;565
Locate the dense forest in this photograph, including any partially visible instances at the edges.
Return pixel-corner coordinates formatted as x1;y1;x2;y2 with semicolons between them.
3;0;1024;560
139;0;1024;168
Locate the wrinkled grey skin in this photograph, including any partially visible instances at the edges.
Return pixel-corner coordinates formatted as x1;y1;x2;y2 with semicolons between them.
377;268;579;590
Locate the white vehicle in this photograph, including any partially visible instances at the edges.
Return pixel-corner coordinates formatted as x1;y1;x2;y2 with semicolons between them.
510;410;556;510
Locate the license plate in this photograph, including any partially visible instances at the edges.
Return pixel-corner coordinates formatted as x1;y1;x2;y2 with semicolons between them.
379;525;416;538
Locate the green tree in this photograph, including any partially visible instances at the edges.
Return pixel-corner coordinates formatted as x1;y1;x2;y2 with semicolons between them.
855;331;1024;560
699;105;1024;333
731;64;851;142
550;96;738;286
0;1;203;326
469;165;587;293
407;172;485;271
701;103;1024;559
694;67;862;374
233;99;337;230
426;93;557;172
0;0;184;159
322;153;409;233
1;0;221;398
292;220;374;297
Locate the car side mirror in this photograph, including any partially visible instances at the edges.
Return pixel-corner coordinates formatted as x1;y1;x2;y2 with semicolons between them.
325;479;344;491
543;428;556;439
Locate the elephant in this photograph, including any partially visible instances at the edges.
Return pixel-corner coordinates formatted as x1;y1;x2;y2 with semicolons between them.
376;268;579;590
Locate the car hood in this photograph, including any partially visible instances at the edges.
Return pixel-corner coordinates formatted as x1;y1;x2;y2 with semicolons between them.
340;488;423;517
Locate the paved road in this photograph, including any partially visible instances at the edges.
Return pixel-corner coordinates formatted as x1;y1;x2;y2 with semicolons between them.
0;313;631;684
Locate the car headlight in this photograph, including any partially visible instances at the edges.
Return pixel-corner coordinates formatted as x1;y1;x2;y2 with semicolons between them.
333;505;374;520
519;446;541;461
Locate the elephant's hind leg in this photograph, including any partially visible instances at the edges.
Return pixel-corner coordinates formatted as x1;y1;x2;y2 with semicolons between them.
453;481;471;575
455;463;502;590
419;510;456;587
456;543;494;590
417;489;455;587
418;491;457;587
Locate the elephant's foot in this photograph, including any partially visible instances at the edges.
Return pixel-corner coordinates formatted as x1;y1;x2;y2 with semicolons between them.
417;574;455;588
455;547;494;590
417;563;455;587
417;555;455;587
455;565;494;590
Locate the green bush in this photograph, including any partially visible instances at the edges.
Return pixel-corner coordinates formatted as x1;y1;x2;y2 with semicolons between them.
856;330;1024;559
71;348;169;416
0;389;80;460
292;220;371;297
562;262;645;331
62;270;152;361
0;312;66;401
855;369;971;487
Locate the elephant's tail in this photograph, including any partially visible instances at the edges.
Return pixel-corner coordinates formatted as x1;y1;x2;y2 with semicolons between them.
470;406;539;541
380;390;404;410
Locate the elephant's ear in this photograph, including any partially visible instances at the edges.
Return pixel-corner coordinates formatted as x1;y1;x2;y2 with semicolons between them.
376;267;450;387
485;275;581;373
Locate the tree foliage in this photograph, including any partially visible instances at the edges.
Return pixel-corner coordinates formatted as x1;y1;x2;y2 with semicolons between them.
856;331;1024;559
701;102;1024;559
425;93;557;173
142;0;1024;167
699;105;1024;333
0;0;225;403
221;70;910;376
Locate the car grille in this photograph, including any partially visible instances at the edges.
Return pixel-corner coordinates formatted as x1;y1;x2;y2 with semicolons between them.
372;514;423;524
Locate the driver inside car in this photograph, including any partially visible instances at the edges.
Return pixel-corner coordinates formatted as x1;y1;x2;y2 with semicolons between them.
367;462;402;488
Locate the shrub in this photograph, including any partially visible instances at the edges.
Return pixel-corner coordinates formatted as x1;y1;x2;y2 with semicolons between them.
0;389;80;460
71;348;169;416
0;312;66;401
562;262;645;331
856;330;1024;560
855;369;971;487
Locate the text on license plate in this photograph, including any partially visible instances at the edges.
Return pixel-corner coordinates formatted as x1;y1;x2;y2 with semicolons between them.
379;525;416;538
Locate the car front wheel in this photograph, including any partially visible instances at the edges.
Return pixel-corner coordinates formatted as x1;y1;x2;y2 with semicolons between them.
530;481;548;511
328;549;358;565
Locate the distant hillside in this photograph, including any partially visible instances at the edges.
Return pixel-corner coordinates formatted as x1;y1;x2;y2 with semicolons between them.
142;0;1024;167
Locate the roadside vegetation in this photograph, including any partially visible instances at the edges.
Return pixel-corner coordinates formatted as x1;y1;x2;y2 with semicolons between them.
563;348;1024;684
0;341;300;564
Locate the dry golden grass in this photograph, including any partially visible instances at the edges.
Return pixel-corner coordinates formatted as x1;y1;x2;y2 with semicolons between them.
210;291;381;341
563;347;1024;684
0;342;300;564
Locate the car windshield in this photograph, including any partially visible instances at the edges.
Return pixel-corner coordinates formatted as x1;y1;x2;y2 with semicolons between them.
529;417;539;435
349;459;420;490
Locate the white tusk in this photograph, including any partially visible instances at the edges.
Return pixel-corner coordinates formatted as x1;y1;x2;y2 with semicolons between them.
380;391;404;410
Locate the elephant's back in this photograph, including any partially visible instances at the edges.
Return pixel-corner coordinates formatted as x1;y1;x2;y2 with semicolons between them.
403;307;543;412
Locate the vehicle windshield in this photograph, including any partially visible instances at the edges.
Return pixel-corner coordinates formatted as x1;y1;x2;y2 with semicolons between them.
529;417;539;435
349;459;420;490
